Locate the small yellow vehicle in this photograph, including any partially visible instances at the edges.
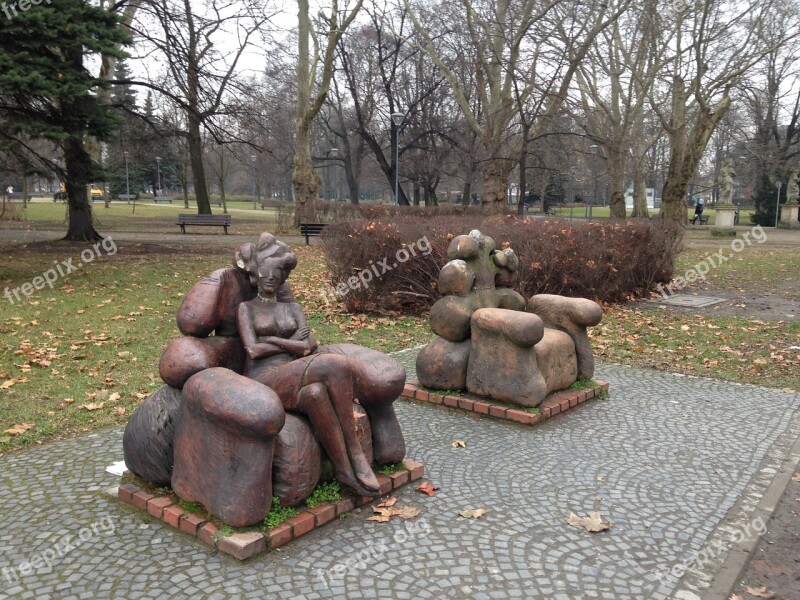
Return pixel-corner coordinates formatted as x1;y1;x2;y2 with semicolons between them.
54;183;104;201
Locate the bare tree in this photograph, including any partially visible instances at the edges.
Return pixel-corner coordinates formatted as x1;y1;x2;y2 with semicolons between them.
293;0;364;225
131;0;271;214
650;0;784;223
405;0;624;213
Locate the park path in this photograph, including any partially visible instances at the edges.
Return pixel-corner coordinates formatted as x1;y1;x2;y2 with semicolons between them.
1;359;798;600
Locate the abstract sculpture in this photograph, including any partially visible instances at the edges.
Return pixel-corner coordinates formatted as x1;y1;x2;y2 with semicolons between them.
416;230;602;407
124;233;407;526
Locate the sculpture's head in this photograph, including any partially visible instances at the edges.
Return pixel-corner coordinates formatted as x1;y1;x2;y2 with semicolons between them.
234;233;298;290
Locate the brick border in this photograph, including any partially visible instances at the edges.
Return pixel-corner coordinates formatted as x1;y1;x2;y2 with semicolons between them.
400;381;609;426
116;459;425;561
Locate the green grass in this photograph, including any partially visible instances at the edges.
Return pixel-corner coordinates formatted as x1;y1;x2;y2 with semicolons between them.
377;462;407;476
304;481;342;508
0;242;431;452
1;235;796;453
263;497;299;530
4;201;282;235
568;377;599;391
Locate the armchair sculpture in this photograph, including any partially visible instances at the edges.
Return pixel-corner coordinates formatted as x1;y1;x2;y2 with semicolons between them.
124;233;407;527
416;230;602;407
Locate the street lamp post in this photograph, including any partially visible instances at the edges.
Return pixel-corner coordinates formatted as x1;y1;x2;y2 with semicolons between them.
775;180;782;228
124;151;133;213
588;144;599;218
251;155;257;210
155;156;162;197
391;112;405;207
329;148;339;213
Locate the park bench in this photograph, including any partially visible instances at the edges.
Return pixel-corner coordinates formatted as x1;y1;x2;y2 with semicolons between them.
6;192;33;201
176;213;231;234
117;194;137;203
154;196;173;204
692;214;709;225
299;222;327;245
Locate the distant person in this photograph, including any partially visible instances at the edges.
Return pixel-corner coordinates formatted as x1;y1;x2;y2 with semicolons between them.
6;185;12;196
691;199;704;224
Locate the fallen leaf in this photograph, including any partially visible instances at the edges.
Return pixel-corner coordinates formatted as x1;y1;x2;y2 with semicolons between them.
451;440;466;448
566;511;613;532
596;475;605;482
116;407;126;415
744;586;775;599
108;392;121;403
1;379;16;389
4;423;34;436
792;472;800;482
728;595;743;600
459;508;486;519
367;505;420;522
416;482;440;497
377;496;398;508
79;402;105;411
64;398;74;404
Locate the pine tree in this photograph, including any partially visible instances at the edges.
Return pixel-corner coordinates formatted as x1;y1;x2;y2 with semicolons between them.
0;0;129;240
750;174;783;227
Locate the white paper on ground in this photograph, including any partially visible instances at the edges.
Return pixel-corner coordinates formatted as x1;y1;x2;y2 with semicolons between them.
105;460;128;476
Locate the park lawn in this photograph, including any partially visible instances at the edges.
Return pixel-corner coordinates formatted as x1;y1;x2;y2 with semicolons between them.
1;238;797;454
5;201;283;235
674;245;800;300
593;307;799;391
550;205;756;224
0;243;430;453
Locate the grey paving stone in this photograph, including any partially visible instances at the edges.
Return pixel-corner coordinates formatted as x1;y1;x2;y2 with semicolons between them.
0;363;798;599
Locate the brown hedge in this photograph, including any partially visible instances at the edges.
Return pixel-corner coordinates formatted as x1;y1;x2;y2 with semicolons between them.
320;215;683;314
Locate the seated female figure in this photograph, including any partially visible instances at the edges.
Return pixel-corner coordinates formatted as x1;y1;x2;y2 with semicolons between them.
237;244;380;496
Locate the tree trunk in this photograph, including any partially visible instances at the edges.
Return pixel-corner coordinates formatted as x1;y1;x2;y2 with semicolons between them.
631;153;649;218
187;114;211;214
63;136;102;241
661;97;731;225
482;157;513;214
413;182;421;206
608;150;626;218
517;145;527;215
292;121;319;225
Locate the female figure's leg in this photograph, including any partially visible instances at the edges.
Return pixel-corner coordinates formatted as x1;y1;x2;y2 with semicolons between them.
248;355;379;495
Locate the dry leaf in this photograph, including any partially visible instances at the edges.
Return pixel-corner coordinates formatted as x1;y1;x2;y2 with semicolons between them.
566;511;613;532
108;392;121;403
116;407;126;415
377;496;398;508
792;472;800;482
451;440;466;448
64;398;74;404
596;475;605;481
4;423;34;436
744;586;775;599
367;505;420;522
79;402;105;411
459;508;486;519
728;595;744;600
1;379;16;389
416;482;440;497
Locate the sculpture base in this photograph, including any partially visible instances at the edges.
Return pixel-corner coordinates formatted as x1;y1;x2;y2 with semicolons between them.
115;459;425;561
401;380;609;426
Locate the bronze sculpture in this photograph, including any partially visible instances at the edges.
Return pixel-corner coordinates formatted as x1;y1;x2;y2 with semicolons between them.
124;233;406;526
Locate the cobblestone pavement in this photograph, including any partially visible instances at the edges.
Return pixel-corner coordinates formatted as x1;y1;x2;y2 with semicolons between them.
1;362;798;600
